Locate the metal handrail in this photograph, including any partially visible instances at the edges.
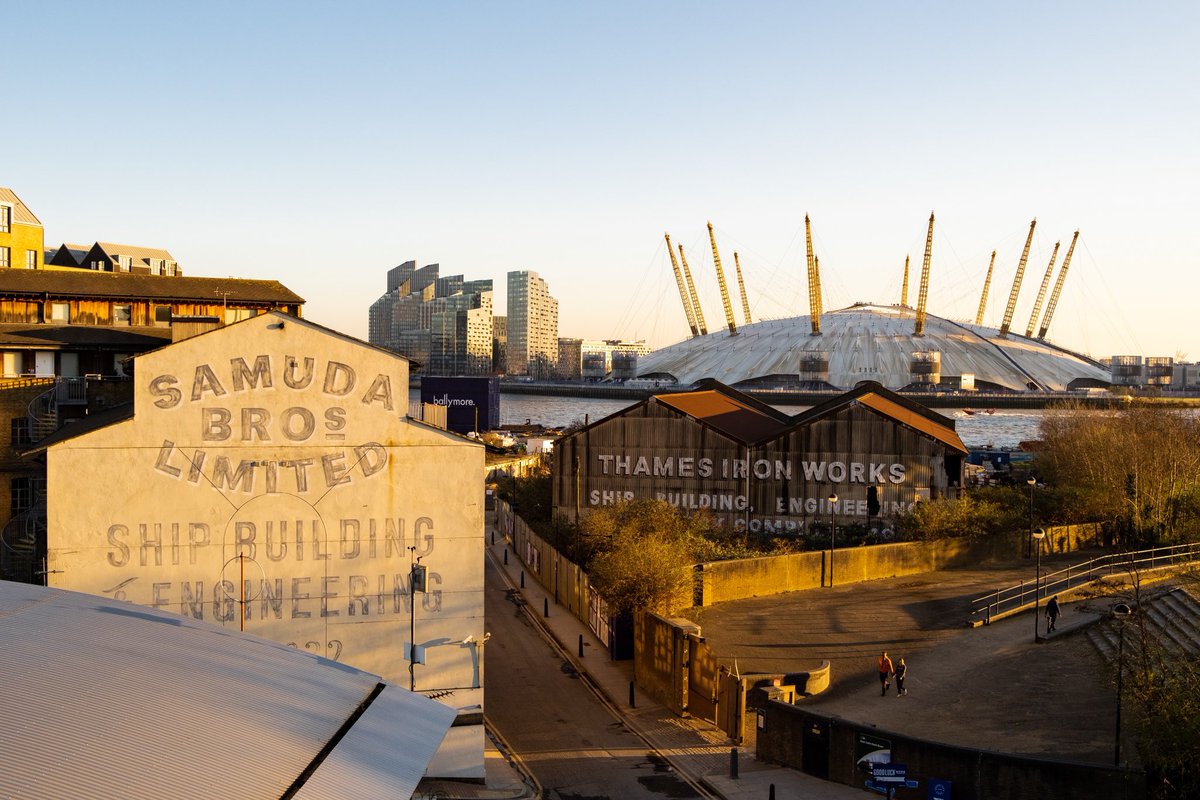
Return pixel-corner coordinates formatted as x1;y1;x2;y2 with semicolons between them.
971;542;1200;624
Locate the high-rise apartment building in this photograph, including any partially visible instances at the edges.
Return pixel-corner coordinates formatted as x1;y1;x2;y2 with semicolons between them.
506;270;558;378
368;261;494;375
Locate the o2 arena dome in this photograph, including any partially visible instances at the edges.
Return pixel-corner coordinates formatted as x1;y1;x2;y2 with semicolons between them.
637;218;1110;393
636;302;1110;392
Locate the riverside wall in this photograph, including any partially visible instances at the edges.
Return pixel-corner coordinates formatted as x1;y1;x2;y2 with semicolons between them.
697;523;1103;607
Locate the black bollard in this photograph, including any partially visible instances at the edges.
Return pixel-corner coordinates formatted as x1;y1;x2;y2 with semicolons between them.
491;531;494;545
543;597;549;617
520;571;525;588
629;681;636;708
769;784;775;800
503;548;508;565
729;747;739;779
578;634;584;658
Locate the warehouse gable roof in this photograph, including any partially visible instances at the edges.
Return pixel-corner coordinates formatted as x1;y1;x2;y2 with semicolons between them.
655;384;792;443
792;380;967;453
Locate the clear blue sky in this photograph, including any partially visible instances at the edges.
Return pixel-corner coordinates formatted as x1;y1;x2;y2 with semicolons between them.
8;2;1199;359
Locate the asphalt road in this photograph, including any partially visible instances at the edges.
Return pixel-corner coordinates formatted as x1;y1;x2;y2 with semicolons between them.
483;554;704;800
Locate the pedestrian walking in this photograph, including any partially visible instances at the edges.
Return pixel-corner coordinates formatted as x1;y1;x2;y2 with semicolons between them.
894;657;907;696
877;651;894;696
1046;595;1060;633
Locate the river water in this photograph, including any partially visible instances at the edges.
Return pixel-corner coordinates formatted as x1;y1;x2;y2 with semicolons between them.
489;392;1044;449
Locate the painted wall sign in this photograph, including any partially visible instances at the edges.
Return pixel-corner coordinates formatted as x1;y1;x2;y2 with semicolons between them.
46;315;484;711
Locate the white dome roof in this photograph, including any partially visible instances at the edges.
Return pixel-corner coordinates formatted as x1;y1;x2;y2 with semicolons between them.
637;303;1108;392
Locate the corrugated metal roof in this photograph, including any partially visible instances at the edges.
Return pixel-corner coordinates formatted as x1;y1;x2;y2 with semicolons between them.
637;303;1109;391
856;392;968;453
656;389;791;443
0;581;453;800
0;187;42;226
293;685;457;800
0;268;304;304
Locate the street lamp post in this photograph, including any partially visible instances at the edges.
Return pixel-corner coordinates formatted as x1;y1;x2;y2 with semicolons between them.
1026;476;1037;558
1113;603;1132;765
1032;528;1046;643
828;493;838;588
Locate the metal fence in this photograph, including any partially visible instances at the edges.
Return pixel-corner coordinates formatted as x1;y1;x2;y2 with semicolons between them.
971;541;1200;624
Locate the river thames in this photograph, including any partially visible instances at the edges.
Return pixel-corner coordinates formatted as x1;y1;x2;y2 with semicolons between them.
488;392;1044;449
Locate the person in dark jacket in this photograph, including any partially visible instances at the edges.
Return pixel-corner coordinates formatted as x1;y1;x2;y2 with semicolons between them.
894;657;908;696
1046;595;1061;632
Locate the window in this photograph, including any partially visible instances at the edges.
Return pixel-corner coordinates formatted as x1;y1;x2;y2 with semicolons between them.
149;258;162;275
91;259;107;271
113;304;131;326
49;302;70;323
25;250;36;269
0;246;9;268
165;261;177;276
117;255;131;272
153;305;172;325
11;419;33;448
0;205;10;233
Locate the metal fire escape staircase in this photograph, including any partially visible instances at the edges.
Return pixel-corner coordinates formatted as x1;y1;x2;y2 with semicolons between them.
0;378;88;584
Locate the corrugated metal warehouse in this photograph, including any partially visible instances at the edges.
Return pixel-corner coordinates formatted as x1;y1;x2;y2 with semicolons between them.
553;380;966;536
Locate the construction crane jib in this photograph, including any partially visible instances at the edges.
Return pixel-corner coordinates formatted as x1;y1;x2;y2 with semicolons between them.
665;233;700;337
678;244;708;336
999;219;1037;338
1025;240;1061;338
733;251;753;325
975;250;997;326
1038;230;1079;340
707;222;737;336
914;212;935;337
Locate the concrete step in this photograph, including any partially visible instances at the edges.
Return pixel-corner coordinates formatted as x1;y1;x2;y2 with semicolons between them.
1142;593;1200;657
1087;624;1123;661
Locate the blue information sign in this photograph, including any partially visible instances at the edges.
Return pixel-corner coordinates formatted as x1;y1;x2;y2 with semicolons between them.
928;778;953;799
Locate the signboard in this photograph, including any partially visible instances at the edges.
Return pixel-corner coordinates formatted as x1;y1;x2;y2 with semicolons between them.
873;763;907;785
928;778;953;799
856;731;892;774
421;376;499;434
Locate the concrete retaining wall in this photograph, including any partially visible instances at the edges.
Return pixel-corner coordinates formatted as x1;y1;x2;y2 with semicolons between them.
698;524;1103;606
757;702;1145;800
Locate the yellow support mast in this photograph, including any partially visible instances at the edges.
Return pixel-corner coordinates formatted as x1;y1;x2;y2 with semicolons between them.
734;251;752;325
1038;230;1079;340
914;212;935;337
901;255;910;307
805;214;821;335
999;218;1037;338
665;233;699;337
1025;240;1061;338
975;250;996;326
707;222;737;335
678;244;708;336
